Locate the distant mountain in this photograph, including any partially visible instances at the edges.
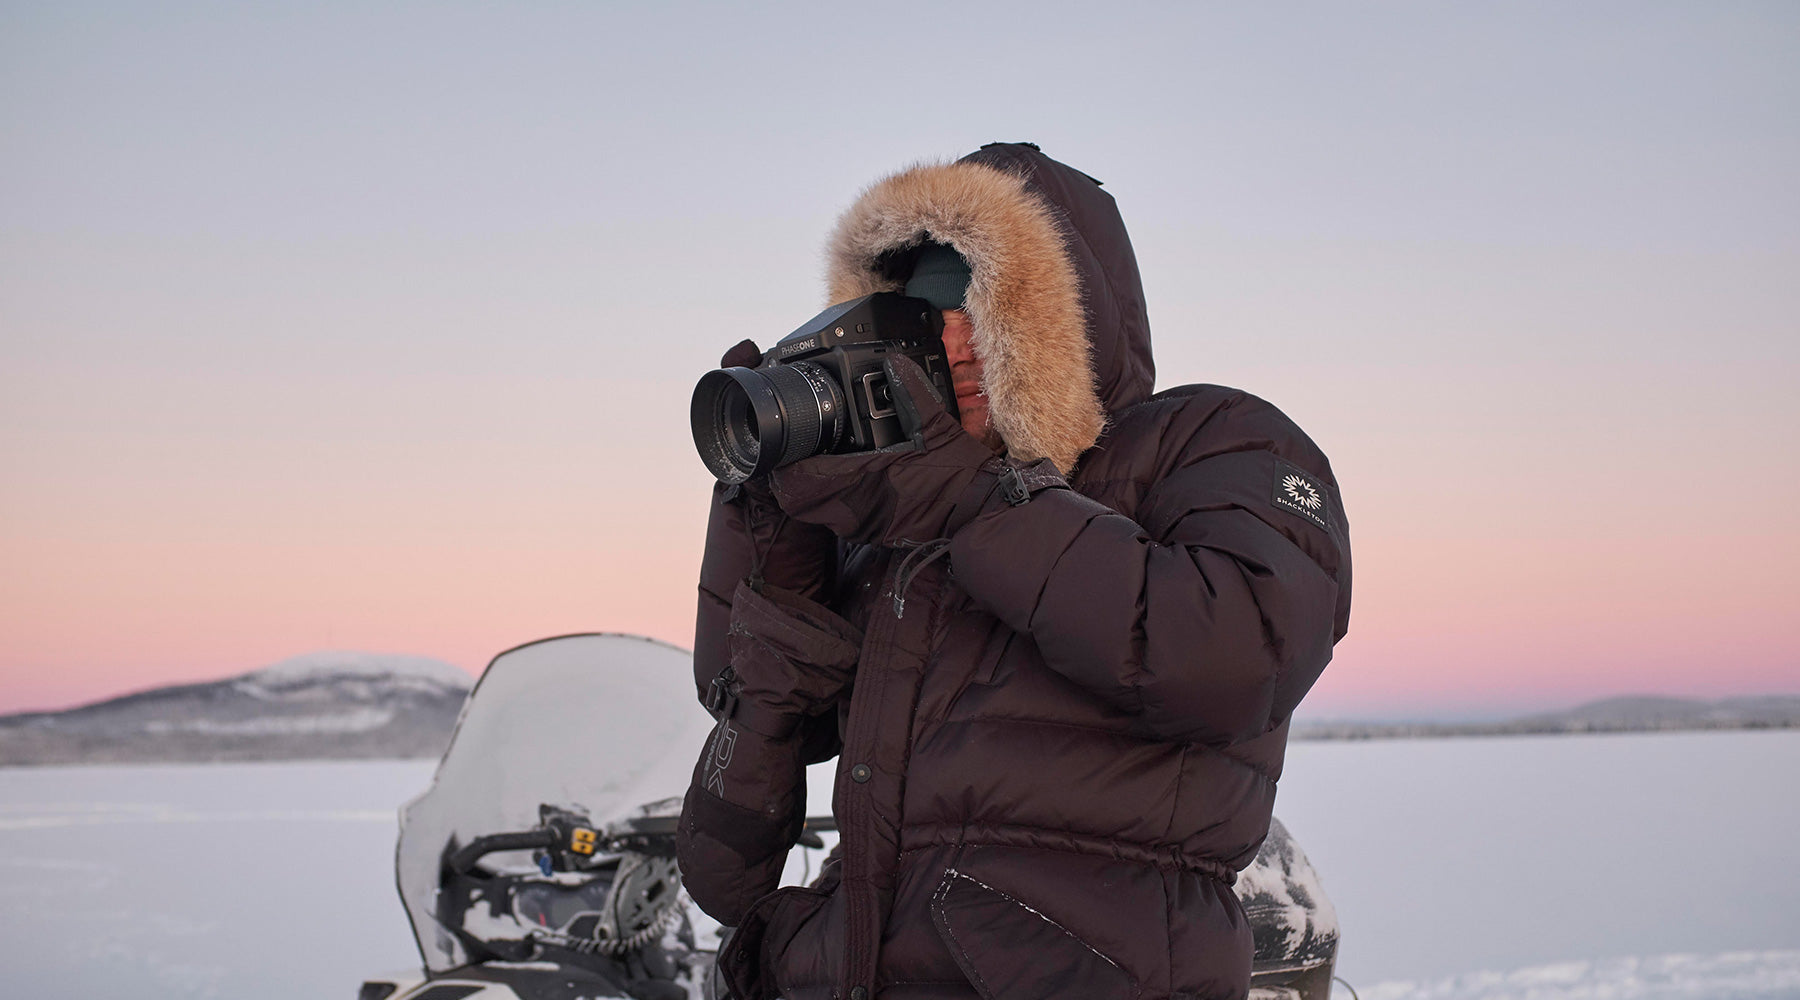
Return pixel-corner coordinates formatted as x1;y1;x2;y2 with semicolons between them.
6;656;1794;766
1294;694;1800;741
0;652;473;766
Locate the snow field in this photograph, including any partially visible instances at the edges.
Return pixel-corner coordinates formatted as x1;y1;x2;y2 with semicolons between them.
1360;951;1800;1000
1273;730;1800;989
0;730;1795;998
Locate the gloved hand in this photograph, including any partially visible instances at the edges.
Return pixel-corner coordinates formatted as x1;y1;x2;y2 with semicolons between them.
769;354;1066;547
698;336;842;603
719;337;762;369
678;580;862;926
707;580;863;738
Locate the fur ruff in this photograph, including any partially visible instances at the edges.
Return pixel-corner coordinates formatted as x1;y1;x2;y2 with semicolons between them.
824;161;1106;474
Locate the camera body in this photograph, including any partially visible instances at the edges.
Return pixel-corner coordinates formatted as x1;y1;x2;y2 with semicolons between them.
765;293;955;452
690;293;959;483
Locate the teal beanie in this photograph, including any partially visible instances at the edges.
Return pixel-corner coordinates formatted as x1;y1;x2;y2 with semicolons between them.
903;243;972;310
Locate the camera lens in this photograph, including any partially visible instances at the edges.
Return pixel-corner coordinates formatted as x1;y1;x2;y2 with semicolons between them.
690;362;846;483
719;385;762;471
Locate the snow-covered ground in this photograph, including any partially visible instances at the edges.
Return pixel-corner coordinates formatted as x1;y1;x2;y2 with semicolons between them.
0;731;1796;998
1272;730;1800;990
1359;951;1800;1000
0;760;432;998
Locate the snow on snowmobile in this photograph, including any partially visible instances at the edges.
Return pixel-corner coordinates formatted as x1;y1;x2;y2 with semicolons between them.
358;633;1342;1000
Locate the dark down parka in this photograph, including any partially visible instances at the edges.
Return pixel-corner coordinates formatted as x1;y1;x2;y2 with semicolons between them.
678;144;1352;1000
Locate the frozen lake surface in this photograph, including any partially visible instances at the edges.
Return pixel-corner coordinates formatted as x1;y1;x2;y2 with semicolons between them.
1272;730;1800;997
1;730;1796;998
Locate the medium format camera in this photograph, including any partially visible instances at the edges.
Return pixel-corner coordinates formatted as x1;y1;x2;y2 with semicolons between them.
690;293;958;484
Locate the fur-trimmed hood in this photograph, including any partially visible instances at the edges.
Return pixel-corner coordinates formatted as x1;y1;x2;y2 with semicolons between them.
824;143;1155;474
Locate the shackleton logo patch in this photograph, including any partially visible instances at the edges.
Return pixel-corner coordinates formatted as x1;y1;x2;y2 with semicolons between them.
1272;464;1330;529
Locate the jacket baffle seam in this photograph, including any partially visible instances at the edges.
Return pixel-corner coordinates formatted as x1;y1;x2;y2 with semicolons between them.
895;819;1239;886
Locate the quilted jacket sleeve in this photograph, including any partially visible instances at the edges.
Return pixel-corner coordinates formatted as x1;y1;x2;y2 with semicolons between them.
948;433;1351;747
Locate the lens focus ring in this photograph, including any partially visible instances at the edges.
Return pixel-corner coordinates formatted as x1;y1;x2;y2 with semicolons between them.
763;362;844;466
690;360;848;483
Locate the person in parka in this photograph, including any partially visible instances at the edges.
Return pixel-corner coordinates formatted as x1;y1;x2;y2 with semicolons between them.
676;143;1352;1000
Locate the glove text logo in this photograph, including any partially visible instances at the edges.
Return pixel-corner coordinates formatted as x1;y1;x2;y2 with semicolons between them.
703;721;738;797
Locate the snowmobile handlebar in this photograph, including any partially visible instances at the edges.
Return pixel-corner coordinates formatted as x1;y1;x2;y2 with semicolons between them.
444;815;839;875
445;829;560;875
640;815;837;847
618;814;837;837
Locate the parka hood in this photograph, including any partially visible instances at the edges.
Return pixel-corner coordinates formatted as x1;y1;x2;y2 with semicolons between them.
824;143;1154;474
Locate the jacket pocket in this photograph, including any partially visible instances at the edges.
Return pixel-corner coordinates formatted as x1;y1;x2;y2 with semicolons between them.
718;883;835;1000
929;868;1140;1000
971;629;1014;687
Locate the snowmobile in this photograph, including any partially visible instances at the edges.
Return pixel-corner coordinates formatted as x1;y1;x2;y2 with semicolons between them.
359;633;1342;1000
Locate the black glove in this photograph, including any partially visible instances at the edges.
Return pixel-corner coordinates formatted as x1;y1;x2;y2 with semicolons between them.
706;580;862;737
677;581;862;926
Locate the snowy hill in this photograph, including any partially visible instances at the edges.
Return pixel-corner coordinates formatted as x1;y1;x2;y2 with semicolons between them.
0;652;473;765
1294;694;1800;740
1514;694;1800;732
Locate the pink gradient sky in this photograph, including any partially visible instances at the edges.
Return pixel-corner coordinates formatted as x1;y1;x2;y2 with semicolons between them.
3;3;1795;718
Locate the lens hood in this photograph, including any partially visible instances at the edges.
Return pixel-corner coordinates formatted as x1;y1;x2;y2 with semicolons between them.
691;367;785;484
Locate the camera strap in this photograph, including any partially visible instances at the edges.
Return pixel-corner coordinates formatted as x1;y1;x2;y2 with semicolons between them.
736;491;790;595
892;538;954;619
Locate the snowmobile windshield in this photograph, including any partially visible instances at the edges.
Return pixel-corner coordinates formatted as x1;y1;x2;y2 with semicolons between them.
395;634;712;973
